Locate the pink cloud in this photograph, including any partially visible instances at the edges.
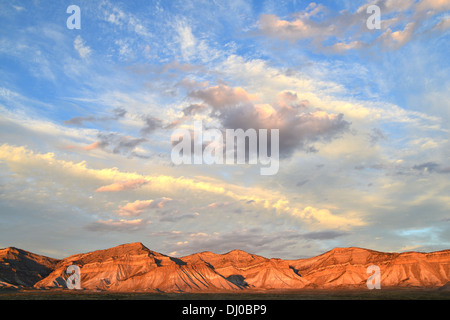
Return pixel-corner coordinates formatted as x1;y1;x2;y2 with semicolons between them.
118;197;173;216
207;202;231;209
189;85;258;110
95;179;148;193
82;141;102;151
64;141;101;151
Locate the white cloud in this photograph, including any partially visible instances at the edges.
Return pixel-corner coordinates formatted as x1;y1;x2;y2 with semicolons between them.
12;5;25;11
74;35;91;60
175;19;197;61
102;2;151;37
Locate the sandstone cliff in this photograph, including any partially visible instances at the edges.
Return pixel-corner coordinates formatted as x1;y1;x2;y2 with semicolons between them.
34;243;239;292
1;243;449;292
289;247;450;288
0;247;59;288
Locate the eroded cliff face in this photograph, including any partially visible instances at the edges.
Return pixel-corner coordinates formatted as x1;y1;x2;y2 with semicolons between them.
34;243;239;292
289;247;450;288
182;250;312;289
1;243;449;292
0;247;59;288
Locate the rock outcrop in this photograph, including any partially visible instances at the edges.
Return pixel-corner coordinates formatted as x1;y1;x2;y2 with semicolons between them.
1;243;449;292
182;250;311;289
34;243;239;292
289;247;450;288
0;247;59;288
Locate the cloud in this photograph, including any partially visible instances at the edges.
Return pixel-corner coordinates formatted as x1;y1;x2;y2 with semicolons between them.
296;179;310;188
85;218;149;232
301;230;349;240
0;144;363;230
64;115;97;126
118;198;174;216
174;229;279;255
96;179;148;192
101;1;151;37
170;228;349;257
182;104;209;116
159;210;199;222
357;0;415;15
330;41;365;53
379;22;417;49
415;0;450;12
82;142;103;151
73;35;91;60
257;0;448;52
433;16;450;31
214;54;443;147
95;133;147;156
188;85;350;157
412;162;450;174
12;5;25;11
189;85;258;110
293;207;366;230
65;141;104;152
258;13;334;42
368;128;387;145
140;115;163;135
175;19;197;61
207;202;231;209
64;107;127;126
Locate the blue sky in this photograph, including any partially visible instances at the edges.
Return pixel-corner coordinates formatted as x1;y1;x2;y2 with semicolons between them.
0;0;449;259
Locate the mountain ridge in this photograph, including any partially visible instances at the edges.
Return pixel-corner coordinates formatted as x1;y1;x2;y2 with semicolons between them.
0;246;59;289
1;242;449;292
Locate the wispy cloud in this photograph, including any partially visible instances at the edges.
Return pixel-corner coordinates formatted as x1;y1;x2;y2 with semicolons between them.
257;0;449;52
85;218;150;232
65;107;127;126
96;179;149;193
118;198;174;216
74;35;91;60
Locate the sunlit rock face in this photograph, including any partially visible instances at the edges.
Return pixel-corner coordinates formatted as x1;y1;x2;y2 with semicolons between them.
1;243;449;292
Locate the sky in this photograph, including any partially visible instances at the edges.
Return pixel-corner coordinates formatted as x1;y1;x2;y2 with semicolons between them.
0;0;449;259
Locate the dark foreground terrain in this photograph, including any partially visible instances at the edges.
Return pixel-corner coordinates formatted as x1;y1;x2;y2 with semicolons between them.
1;288;449;300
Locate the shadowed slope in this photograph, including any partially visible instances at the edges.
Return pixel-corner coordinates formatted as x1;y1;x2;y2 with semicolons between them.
0;247;59;288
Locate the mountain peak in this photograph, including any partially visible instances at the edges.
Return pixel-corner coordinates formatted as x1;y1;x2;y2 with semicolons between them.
1;247;23;254
103;242;154;254
119;242;147;249
225;249;256;257
0;247;38;260
322;247;383;255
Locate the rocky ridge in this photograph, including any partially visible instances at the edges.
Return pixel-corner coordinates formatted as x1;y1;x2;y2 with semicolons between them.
1;243;449;292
